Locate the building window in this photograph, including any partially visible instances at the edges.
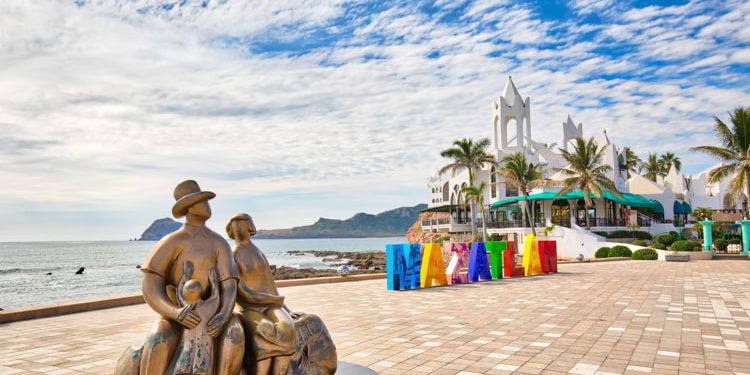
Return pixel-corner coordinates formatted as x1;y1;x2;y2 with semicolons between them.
506;185;519;197
490;166;497;198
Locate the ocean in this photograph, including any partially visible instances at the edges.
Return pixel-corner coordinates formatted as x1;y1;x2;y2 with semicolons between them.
0;237;403;310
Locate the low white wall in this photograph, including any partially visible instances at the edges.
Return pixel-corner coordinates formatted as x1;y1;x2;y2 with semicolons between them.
655;250;713;261
537;224;647;258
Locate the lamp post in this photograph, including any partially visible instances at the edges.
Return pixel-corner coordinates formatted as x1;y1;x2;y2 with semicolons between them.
700;220;715;252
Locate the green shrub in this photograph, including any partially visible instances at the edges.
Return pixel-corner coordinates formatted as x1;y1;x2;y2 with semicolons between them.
690;240;703;251
595;247;611;258
609;245;632;258
593;231;608;237
729;238;741;245
651;242;666;250
603;230;652;240
631;239;647;247
489;234;502;241
670;240;696;252
632;248;658;260
714;239;729;251
655;234;676;246
437;236;451;244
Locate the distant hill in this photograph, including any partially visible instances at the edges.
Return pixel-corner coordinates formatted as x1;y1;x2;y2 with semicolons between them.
138;218;182;241
136;204;426;241
254;204;427;239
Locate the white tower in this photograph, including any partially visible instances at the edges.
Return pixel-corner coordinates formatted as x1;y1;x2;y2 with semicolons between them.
493;76;531;151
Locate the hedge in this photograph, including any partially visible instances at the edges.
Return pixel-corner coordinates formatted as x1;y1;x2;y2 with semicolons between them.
655;234;676;246
631;239;647;247
609;245;632;258
593;230;652;240
714;239;729;251
595;247;611;258
670;240;698;252
632;248;658;260
729;238;741;245
651;242;666;250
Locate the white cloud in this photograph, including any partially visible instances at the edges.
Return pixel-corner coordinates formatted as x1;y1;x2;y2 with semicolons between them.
0;0;747;240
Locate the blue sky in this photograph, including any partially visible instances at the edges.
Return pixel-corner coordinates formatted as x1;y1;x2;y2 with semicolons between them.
0;0;748;240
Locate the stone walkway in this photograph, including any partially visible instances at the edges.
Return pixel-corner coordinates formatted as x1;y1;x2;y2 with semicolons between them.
2;260;750;374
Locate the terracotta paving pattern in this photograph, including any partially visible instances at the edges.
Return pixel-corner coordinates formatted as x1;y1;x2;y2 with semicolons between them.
3;260;750;374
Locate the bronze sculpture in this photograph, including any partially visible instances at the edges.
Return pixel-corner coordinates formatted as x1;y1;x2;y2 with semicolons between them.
115;181;336;375
227;214;337;375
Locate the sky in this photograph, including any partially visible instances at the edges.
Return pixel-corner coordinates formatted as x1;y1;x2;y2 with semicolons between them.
0;0;749;241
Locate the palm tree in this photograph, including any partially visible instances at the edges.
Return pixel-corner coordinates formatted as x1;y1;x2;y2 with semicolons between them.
659;152;682;173
555;137;621;229
641;153;666;182
462;182;487;241
440;138;496;236
495;152;551;235
618;147;641;179
692;107;750;217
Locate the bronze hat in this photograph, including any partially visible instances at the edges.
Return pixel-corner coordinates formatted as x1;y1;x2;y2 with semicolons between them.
171;180;216;218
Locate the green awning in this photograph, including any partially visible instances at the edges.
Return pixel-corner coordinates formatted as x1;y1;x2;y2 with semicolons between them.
682;201;692;214
674;201;684;214
491;190;663;213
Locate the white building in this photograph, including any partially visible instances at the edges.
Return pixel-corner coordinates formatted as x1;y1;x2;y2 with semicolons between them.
422;77;740;257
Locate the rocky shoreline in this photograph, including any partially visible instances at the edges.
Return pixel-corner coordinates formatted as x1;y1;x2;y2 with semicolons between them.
273;250;385;280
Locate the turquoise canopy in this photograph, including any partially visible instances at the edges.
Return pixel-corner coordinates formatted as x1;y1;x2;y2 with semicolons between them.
491;190;664;213
673;201;693;214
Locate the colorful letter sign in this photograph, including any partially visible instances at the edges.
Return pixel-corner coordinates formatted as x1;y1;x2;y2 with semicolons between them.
420;243;447;287
537;240;558;273
484;241;506;280
468;242;492;282
445;242;469;284
385;244;421;290
522;234;543;276
386;239;556;290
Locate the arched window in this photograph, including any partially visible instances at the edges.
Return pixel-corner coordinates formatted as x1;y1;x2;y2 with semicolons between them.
490;166;497;198
442;182;450;202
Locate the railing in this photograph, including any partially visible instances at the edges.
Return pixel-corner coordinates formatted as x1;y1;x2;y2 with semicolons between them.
486;220;545;229
573;218;625;227
422;218;467;227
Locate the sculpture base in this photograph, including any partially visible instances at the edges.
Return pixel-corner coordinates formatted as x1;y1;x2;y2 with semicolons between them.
336;361;379;374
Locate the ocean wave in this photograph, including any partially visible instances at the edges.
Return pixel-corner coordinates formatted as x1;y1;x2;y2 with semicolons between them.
0;266;69;275
0;268;24;275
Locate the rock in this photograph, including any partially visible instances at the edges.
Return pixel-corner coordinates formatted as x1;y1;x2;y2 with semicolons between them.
46;272;52;275
138;218;182;241
75;267;85;275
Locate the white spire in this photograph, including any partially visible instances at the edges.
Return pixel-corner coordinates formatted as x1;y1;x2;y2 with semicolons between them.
493;76;531;151
502;76;524;107
562;114;583;151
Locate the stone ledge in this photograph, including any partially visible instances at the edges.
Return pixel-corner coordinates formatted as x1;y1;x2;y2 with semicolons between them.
0;273;385;324
559;257;631;263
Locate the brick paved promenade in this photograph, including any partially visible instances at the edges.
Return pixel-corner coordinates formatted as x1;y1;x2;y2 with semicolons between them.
2;260;750;374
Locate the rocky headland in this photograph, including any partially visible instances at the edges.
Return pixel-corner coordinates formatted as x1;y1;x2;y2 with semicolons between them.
273;250;385;280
